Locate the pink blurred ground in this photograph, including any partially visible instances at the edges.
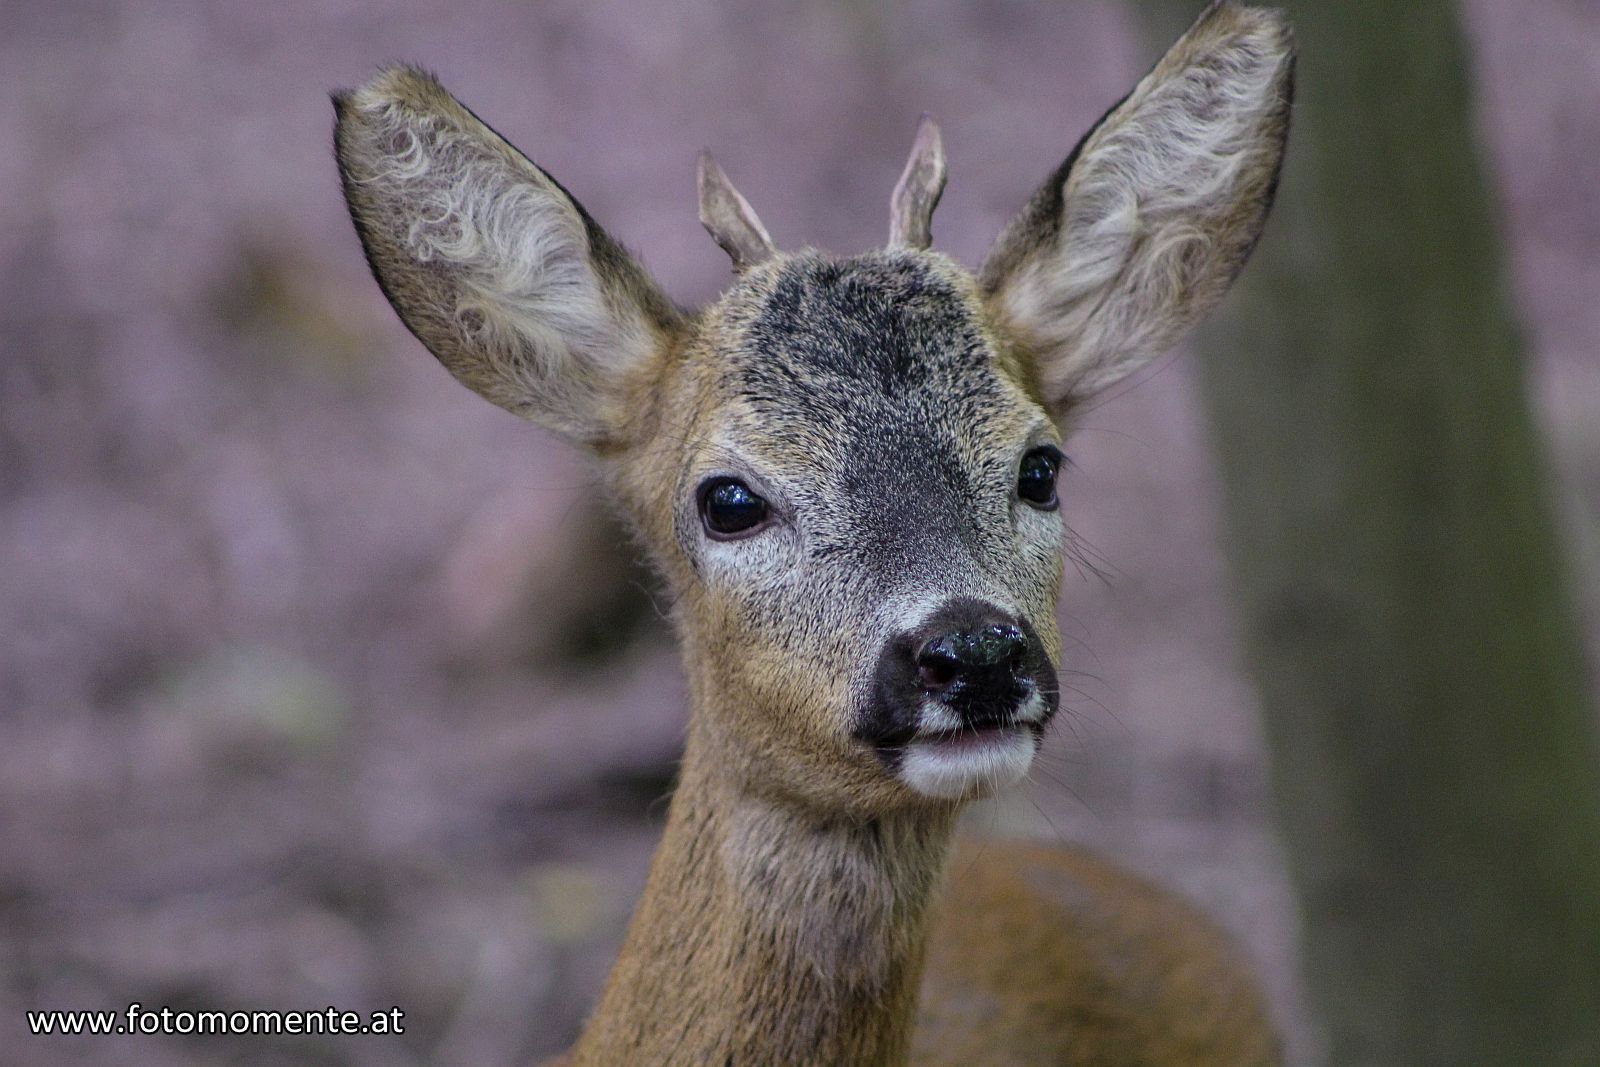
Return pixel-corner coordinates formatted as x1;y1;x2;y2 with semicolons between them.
2;1;1596;1064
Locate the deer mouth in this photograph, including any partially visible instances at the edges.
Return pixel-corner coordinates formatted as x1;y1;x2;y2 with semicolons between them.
896;721;1041;800
885;686;1051;800
913;720;1042;749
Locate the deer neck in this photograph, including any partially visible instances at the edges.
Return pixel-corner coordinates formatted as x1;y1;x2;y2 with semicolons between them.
571;725;957;1067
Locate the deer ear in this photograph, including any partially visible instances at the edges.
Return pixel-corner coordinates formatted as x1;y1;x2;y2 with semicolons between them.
980;1;1294;413
333;67;681;448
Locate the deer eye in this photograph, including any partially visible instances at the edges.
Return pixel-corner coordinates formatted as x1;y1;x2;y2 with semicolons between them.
699;477;771;539
1017;447;1062;510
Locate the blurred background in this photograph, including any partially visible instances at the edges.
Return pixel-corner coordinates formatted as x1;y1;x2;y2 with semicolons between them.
2;1;1596;1065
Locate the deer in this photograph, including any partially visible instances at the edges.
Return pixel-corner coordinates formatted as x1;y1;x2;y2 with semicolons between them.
332;2;1294;1063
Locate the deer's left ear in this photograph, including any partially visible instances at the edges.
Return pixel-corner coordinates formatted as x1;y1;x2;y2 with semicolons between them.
980;1;1294;413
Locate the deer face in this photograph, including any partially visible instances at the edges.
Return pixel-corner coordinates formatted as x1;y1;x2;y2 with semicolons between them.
642;251;1067;810
334;1;1293;815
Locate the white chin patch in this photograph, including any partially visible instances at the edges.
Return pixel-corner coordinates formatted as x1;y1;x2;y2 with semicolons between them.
899;727;1037;801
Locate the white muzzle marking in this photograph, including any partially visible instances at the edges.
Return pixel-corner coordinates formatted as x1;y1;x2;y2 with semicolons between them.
898;690;1046;800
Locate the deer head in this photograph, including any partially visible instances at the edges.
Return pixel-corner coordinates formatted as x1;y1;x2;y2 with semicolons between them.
333;0;1293;819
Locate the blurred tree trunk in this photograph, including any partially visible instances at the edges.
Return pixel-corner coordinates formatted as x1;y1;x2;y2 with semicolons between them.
1131;3;1600;1064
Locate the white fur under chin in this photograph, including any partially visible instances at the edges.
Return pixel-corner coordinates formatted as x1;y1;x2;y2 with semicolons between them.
899;728;1037;801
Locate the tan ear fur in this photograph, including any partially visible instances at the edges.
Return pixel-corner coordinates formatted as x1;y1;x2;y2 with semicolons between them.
981;1;1295;411
333;66;681;448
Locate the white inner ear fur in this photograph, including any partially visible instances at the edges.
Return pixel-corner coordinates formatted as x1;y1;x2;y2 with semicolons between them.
990;9;1291;405
345;82;658;440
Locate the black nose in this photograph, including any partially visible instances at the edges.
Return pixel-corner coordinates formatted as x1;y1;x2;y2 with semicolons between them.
916;624;1028;696
857;597;1059;754
908;602;1039;732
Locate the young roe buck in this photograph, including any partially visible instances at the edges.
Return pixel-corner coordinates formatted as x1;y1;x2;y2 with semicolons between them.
333;2;1294;1063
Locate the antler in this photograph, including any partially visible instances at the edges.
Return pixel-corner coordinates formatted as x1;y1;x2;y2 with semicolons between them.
697;150;777;272
888;114;947;250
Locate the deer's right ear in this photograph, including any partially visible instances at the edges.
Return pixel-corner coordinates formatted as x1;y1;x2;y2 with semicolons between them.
333;67;681;448
980;2;1293;416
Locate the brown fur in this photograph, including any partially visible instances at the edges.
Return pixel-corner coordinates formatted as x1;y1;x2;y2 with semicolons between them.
333;3;1294;1064
915;841;1281;1066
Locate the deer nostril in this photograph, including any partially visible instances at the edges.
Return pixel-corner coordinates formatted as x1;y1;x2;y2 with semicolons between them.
916;637;964;690
915;625;1028;693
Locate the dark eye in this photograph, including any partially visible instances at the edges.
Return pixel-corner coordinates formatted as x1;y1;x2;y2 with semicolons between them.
698;477;771;538
1017;447;1062;510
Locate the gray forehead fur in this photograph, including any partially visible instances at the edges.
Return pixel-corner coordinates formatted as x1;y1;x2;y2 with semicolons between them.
734;251;997;401
714;251;1027;578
